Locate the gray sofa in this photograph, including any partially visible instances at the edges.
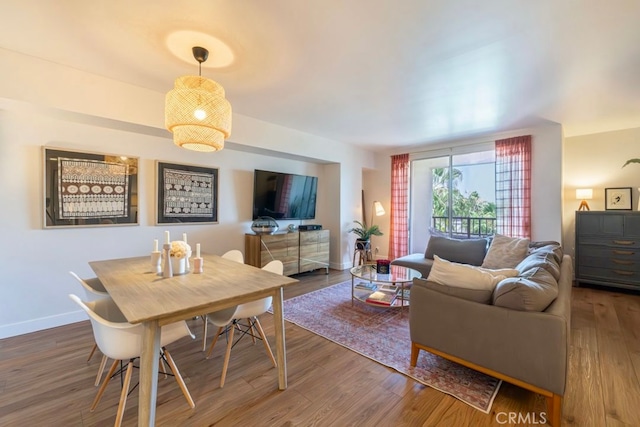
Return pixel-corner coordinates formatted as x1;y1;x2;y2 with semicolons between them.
394;235;571;427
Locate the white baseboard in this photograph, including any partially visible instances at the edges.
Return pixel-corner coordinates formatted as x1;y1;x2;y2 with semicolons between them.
0;310;87;339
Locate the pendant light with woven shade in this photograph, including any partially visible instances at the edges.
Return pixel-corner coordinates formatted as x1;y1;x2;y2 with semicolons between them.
165;46;232;152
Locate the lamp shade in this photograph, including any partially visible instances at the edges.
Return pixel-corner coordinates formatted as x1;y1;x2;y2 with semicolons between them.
373;201;386;216
576;189;593;200
165;75;232;152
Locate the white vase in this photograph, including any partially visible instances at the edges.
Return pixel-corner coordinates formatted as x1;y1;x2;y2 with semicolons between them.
171;257;187;275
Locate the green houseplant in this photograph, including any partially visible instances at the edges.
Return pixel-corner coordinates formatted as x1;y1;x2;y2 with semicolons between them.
348;220;383;249
623;158;640;168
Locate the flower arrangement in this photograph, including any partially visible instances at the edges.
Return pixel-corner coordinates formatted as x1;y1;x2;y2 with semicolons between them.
170;240;191;258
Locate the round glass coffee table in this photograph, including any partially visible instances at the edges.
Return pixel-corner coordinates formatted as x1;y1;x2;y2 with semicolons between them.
350;264;422;311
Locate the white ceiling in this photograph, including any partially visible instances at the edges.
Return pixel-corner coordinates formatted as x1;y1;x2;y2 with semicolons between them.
2;0;640;151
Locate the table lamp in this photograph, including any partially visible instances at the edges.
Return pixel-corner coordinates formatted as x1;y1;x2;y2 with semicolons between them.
576;188;592;211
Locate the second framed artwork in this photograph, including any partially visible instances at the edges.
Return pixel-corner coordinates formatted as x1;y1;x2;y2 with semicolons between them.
156;161;219;224
604;187;632;210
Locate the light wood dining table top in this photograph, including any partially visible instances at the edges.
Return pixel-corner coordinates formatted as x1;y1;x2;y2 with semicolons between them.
89;253;299;325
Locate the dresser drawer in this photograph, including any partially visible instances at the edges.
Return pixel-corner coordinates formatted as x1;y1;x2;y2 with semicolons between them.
577;237;640;248
578;266;640;285
578;245;640;261
578;255;637;271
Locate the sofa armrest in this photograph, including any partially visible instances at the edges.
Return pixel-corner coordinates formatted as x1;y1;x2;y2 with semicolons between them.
391;253;433;277
409;256;572;396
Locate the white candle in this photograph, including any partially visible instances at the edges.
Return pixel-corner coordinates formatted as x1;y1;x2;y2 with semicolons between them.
182;233;187;244
165;231;170;245
153;239;158;252
196;243;201;258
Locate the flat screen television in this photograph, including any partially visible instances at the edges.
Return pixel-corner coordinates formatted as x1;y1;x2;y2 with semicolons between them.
252;169;318;220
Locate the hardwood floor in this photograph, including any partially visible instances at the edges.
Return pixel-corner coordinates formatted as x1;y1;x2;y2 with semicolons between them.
1;269;639;426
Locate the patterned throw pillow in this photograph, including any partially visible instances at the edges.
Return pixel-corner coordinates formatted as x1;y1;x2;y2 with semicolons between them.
481;234;530;269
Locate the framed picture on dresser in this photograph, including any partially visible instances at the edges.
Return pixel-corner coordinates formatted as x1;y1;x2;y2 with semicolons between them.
156;161;219;224
604;187;632;210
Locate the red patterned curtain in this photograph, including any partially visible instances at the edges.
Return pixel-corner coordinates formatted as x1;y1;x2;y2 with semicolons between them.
495;135;532;239
388;154;410;259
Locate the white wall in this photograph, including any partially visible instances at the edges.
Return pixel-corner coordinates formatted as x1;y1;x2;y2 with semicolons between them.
0;49;375;338
364;123;565;258
563;127;640;258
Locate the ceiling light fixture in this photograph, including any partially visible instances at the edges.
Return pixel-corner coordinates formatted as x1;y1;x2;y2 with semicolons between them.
165;46;232;152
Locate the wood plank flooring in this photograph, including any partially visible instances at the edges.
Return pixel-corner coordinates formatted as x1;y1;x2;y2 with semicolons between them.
1;269;639;426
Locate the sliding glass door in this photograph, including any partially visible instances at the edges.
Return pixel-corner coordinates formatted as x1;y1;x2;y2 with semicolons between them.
409;146;495;253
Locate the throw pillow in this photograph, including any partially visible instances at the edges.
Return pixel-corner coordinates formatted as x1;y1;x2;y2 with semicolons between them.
516;250;562;281
427;255;515;291
492;267;559;311
481;234;530;269
424;235;488;266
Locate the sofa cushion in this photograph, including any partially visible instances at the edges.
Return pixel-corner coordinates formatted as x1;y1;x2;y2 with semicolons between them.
427;255;518;289
481;234;530;269
415;278;494;304
516;245;562;280
424;235;488;266
492;267;559;311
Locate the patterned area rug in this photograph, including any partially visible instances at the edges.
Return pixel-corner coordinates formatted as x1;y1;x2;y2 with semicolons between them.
276;280;501;413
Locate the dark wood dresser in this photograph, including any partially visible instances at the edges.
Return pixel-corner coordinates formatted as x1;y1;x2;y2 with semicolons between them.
575;211;640;290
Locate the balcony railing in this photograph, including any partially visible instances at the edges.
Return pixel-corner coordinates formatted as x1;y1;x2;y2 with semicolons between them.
432;216;496;239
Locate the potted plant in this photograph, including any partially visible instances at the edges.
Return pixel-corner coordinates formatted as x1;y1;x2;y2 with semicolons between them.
623;158;640;167
348;220;383;250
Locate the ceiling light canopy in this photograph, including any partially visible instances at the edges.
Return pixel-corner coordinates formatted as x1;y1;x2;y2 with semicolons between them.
165;46;232;152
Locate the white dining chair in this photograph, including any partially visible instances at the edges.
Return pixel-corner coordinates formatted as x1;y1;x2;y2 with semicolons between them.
69;294;195;427
205;259;282;388
69;271;112;386
201;249;246;351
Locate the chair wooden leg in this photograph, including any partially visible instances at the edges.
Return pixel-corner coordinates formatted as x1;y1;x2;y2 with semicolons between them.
410;342;419;367
94;354;108;386
206;326;224;359
202;315;208;351
253;317;276;367
220;326;235;388
114;361;133;427
87;342;98;362
91;359;120;411
163;348;195;408
546;393;562;427
248;318;257;344
159;354;167;379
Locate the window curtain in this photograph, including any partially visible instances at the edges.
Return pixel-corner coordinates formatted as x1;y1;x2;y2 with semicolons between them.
495;135;532;239
388;153;409;259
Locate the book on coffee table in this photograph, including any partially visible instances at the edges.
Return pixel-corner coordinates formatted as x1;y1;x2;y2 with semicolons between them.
355;281;377;291
365;289;397;306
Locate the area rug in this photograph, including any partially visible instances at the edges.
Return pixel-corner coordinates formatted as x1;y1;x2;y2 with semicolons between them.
274;280;501;413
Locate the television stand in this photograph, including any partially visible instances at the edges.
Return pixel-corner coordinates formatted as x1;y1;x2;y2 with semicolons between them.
245;230;330;276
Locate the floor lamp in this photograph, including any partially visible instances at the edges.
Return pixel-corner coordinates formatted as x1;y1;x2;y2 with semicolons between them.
370;201;386;227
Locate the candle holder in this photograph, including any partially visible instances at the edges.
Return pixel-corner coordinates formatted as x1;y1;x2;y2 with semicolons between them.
193;257;204;274
162;243;173;278
150;251;162;274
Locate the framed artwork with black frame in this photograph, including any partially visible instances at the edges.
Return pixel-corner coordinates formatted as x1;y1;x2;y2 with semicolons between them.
156;161;219;224
605;187;632;210
43;147;139;228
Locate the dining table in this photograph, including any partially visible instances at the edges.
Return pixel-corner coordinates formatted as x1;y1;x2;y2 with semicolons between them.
89;253;299;427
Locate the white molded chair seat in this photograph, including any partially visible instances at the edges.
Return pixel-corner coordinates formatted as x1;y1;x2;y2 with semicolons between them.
221;249;244;264
201;249;246;351
69;294;195;427
70;271;113;386
205;260;282;387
